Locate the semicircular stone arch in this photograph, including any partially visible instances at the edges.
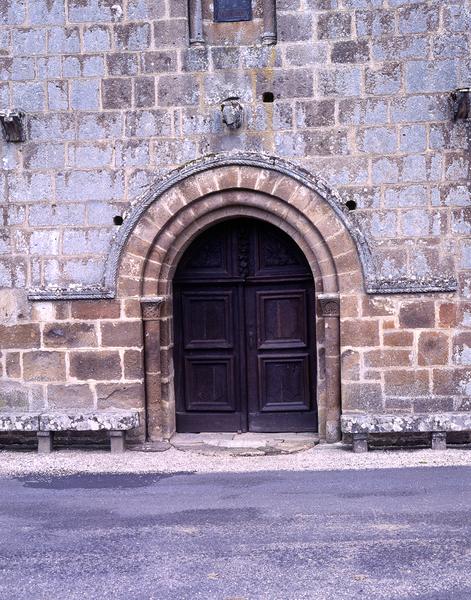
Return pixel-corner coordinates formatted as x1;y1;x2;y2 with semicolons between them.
113;156;369;444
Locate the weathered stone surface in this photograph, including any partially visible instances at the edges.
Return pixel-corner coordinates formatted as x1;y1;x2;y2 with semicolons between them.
0;413;39;431
341;413;471;434
39;411;140;431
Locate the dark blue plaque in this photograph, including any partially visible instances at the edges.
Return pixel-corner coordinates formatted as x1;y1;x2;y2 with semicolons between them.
214;0;252;23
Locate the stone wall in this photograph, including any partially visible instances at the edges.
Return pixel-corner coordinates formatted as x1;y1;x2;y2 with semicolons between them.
0;0;470;435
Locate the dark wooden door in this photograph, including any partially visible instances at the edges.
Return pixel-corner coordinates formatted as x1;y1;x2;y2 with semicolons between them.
173;218;317;433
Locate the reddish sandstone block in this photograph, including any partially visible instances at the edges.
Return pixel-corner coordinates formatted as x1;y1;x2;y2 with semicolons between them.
432;369;467;395
383;330;414;347
341;319;380;347
0;324;40;349
23;351;66;382
438;302;457;328
340;295;359;318
47;384;94;409
96;383;144;409
418;332;449;366
69;351;122;380
364;349;412;369
362;297;395;317
342;382;383;411
123;349;144;380
100;321;143;347
5;352;21;378
341;349;360;381
384;370;429;396
43;322;97;348
399;301;435;328
70;300;121;320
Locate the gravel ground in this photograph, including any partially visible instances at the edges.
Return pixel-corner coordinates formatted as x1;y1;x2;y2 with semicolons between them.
0;443;470;477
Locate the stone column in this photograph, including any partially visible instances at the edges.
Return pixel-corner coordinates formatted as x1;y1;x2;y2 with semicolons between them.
140;296;166;441
262;0;277;45
188;0;204;45
318;293;341;443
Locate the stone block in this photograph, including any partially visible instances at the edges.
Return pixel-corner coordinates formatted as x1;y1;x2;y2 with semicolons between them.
114;23;151;50
399;301;435;328
0;412;39;431
372;35;428;61
23;143;65;170
211;46;240;70
123;350;143;380
341;349;360;381
39;411;139;431
71;78;100;110
406;60;458;93
48;26;80;54
356;9;394;37
318;68;361;97
398;3;439;35
76;112;123;140
69;351;122;380
106;53;138;76
154;19;187;48
181;47;210;72
384;370;429;396
67;143;113;169
295;100;335;128
13;28;46;55
23;351;66;382
96;383;144;409
384;185;428;208
83;25;111;52
159;74;200;106
285;43;327;66
358;127;397;154
48;80;68;110
364;349;412;368
332;40;369;63
365;63;402;96
134;78;155;108
12;82;45;111
278;13;313;42
453;332;471;366
418;332;449;366
338;98;388;126
0;0;26;25
100;321;143;347
47;384;94;409
400;124;427;152
43;322;97;348
142;51;177;74
70;301;120;320
102;78;132;109
317;13;351;39
341;319;380;347
56;171;124;202
342;382;383;411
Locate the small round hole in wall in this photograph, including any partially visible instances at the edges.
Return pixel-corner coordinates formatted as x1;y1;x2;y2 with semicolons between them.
345;200;357;211
262;92;274;103
113;215;124;225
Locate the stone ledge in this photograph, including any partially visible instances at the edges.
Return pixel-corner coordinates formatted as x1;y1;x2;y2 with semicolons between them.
39;412;140;432
0;413;40;432
341;413;471;434
0;411;139;432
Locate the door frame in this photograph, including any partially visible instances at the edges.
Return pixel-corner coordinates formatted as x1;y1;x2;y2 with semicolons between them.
114;158;367;444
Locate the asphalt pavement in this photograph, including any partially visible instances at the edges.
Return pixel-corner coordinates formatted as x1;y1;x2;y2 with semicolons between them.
1;467;470;600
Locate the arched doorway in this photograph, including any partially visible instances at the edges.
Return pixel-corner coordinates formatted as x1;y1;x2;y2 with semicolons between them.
173;218;317;433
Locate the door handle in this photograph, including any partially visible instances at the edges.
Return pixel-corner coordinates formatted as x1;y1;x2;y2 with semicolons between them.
248;329;255;350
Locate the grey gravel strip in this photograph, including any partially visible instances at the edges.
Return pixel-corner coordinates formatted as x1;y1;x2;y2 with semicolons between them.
0;443;470;477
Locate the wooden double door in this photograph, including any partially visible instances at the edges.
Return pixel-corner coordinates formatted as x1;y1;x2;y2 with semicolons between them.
173;218;317;433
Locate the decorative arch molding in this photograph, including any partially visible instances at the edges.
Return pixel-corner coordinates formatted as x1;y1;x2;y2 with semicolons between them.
109;153;373;298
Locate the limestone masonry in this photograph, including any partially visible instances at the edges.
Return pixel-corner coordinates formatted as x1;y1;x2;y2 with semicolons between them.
0;0;470;443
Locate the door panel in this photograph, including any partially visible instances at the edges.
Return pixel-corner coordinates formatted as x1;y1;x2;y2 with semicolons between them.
183;291;234;349
257;291;307;349
258;355;310;412
184;356;236;411
174;218;317;433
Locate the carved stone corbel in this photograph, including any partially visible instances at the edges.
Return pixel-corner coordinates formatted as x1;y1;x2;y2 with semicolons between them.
140;296;166;321
317;293;340;318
